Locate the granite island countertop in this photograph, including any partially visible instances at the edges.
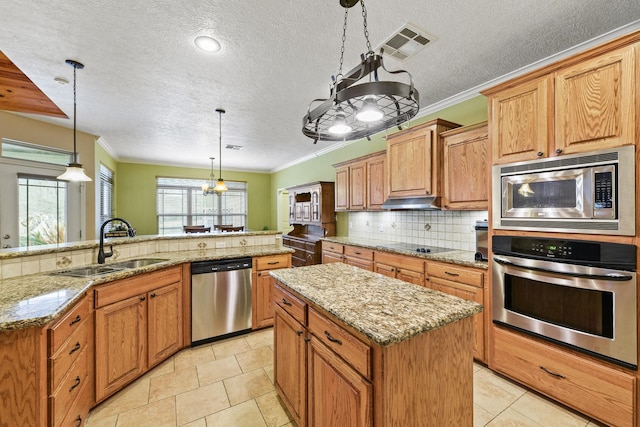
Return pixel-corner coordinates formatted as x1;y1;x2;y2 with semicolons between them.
0;244;292;332
270;262;483;347
321;236;488;269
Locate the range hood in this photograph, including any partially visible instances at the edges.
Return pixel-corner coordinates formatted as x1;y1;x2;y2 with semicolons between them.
381;196;440;210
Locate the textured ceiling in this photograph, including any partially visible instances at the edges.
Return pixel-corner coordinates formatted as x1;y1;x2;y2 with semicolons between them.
1;1;639;172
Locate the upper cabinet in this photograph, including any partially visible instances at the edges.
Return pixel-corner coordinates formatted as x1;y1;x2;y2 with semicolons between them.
441;122;489;210
333;150;386;212
385;119;460;202
485;38;638;165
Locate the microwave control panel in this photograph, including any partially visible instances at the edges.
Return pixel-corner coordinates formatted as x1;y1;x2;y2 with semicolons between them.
594;171;613;209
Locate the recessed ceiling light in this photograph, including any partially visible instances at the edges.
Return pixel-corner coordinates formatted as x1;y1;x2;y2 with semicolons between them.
194;36;221;53
54;77;69;85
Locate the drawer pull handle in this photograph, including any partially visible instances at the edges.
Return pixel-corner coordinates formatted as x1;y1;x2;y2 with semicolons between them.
296;330;304;336
540;366;565;379
324;331;342;345
69;315;82;326
69;342;81;355
74;416;82;427
354;251;361;255
445;271;460;277
268;261;280;265
150;293;157;298
281;298;292;306
69;376;81;392
304;337;311;342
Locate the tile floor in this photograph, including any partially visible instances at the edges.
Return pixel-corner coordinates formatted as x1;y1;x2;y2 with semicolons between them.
86;328;605;427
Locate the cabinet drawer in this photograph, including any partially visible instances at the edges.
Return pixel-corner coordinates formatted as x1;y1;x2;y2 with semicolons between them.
49;295;90;352
322;241;344;254
308;307;371;379
375;251;424;273
49;347;89;427
49;321;89;392
344;245;374;261
55;377;91;427
256;254;291;270
427;262;483;287
274;283;306;325
493;326;635;427
95;266;181;308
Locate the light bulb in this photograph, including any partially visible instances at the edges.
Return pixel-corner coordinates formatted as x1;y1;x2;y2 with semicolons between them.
356;96;384;122
328;106;352;135
195;36;221;53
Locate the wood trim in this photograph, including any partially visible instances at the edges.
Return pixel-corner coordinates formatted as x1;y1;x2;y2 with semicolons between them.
181;263;191;348
332;150;386;168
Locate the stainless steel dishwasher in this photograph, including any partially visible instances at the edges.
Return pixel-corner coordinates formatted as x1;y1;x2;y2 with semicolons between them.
191;257;252;345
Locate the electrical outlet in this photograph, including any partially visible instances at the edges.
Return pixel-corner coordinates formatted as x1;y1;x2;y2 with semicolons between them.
215;241;227;248
349;221;353;229
378;223;384;232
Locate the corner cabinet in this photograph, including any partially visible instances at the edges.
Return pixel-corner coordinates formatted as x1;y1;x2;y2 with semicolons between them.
252;253;292;329
485;38;638;164
385;119;460;204
333;150;386;212
441;122;489;210
94;266;183;402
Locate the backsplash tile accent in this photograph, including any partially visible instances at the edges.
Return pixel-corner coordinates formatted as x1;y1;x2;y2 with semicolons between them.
347;210;488;251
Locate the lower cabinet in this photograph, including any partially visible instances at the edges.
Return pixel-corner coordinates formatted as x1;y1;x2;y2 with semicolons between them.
321;241;343;264
374;251;426;286
94;266;183;402
252;254;292;329
342;245;374;271
492;326;636;427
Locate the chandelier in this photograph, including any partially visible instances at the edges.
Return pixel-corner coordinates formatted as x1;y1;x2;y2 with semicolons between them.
201;156;217;195
202;108;228;195
302;0;420;143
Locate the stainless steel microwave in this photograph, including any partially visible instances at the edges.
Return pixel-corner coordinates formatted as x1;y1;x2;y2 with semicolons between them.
492;145;635;235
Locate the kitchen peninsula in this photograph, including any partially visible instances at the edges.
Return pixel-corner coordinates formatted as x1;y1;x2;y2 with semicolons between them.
271;262;483;426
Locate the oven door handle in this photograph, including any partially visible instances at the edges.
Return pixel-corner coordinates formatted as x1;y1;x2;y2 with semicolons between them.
493;255;634;281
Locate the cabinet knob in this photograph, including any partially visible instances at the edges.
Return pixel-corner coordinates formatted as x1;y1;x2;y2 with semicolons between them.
555;148;563;154
296;330;303;336
537;151;544;157
74;416;82;427
281;298;292;306
150;293;157;298
140;296;146;301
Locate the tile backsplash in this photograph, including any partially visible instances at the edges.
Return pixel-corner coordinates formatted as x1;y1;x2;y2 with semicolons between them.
347;210;488;251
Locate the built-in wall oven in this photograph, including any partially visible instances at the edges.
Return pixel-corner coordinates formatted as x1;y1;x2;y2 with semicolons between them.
492;145;635;235
492;235;637;369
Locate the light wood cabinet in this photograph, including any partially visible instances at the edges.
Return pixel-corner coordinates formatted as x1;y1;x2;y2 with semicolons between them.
441;122;489;210
333;150;386;211
486;40;638;164
374;251;426;286
252;254;292;329
343;245;374;271
492;326;635;427
94;266;183;402
426;262;485;362
321;241;344;264
385;119;459;204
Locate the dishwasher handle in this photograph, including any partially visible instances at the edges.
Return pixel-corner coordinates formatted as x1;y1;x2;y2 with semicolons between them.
191;257;253;274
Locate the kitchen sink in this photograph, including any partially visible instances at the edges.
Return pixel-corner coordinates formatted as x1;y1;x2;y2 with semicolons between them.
50;258;169;277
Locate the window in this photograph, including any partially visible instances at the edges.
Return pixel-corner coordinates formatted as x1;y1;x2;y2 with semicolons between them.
156;177;247;235
2;138;72;165
18;174;67;247
99;164;114;227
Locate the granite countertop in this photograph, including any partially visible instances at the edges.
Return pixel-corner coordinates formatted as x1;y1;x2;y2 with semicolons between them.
322;236;488;269
0;244;292;332
271;263;483;347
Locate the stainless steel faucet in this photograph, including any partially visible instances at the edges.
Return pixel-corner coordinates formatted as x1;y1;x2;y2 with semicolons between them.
98;218;135;264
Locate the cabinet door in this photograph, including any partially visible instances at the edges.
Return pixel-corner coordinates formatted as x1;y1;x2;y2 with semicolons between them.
367;153;386;210
322;251;343;264
308;336;372;427
335;166;349;211
555;44;636;155
254;270;275;329
387;127;434;198
349;161;367;210
443;124;488;210
490;76;551;164
374;262;396;278
396;268;425;287
343;257;374;271
147;282;182;368
95;295;146;402
430;278;484;361
274;305;307;427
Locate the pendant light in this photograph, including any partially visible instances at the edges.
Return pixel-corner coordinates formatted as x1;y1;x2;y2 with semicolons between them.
302;0;419;143
57;59;92;181
201;157;217;195
213;108;228;193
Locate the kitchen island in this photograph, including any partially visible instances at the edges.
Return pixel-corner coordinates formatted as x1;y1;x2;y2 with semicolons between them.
270;262;483;427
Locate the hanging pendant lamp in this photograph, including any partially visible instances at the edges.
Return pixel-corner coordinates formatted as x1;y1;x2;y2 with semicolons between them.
57;59;92;181
302;0;419;143
213;108;228;193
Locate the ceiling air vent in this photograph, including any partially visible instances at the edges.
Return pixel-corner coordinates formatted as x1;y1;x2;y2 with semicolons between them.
225;144;243;151
379;24;434;61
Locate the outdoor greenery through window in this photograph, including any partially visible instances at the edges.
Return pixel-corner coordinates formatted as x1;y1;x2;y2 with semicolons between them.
156;177;247;235
99;164;114;227
18;175;67;247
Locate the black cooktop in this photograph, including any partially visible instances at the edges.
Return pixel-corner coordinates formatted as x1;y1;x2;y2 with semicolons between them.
376;242;453;254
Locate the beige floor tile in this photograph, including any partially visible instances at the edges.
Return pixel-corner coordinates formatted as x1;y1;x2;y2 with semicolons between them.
115;396;176;427
205;400;267;427
264;365;275;384
85;413;118;427
174;344;216;371
197;355;243;385
475;367;528;398
474;403;494;427
473;373;524;416
236;346;274;372
212;336;252;358
90;376;151;418
485;407;544;426
245;328;274;349
149;366;199;402
511;392;589;427
175;381;230;425
179;418;207;427
255;391;294;427
224;368;276;406
144;357;175;379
